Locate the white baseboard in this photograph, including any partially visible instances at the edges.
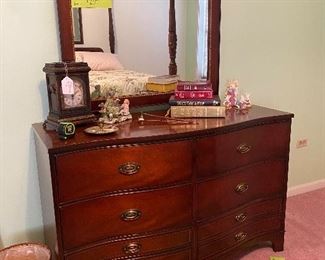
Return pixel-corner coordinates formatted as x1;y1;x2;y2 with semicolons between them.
287;179;325;197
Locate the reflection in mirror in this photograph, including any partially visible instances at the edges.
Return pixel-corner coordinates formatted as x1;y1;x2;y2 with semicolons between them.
74;8;111;52
56;0;220;108
197;0;208;79
73;3;177;75
72;8;83;44
72;1;205;100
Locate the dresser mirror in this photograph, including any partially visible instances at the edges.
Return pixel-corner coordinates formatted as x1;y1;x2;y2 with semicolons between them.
72;8;83;44
56;0;221;109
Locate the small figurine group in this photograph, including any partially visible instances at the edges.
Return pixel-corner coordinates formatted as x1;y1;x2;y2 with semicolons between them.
223;80;252;110
98;87;132;124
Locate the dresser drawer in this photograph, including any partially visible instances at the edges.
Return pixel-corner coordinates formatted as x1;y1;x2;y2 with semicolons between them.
197;160;286;220
55;141;192;202
60;186;192;250
65;229;191;260
195;123;291;177
198;197;282;241
198;216;282;259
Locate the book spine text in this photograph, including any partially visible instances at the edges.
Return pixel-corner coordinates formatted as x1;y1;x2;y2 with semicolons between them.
170;106;226;118
176;84;212;91
174;90;213;99
169;99;219;106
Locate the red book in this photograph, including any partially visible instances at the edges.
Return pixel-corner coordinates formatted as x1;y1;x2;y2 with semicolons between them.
174;90;213;99
177;81;212;91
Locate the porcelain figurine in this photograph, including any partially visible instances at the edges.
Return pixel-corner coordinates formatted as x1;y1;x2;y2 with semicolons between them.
223;80;239;109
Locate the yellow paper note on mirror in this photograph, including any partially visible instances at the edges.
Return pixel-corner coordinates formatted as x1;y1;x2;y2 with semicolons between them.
72;0;112;8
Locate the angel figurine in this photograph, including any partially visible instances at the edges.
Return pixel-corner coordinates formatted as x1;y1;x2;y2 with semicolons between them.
223;80;239;109
119;98;132;122
120;99;130;116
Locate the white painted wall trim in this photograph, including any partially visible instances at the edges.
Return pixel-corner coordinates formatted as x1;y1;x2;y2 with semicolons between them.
288;179;325;197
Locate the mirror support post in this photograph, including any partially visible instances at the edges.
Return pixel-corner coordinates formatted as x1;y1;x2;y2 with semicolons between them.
207;0;221;94
108;9;115;54
168;0;177;75
57;0;75;62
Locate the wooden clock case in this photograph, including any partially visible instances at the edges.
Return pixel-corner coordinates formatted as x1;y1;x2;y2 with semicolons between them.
43;62;96;129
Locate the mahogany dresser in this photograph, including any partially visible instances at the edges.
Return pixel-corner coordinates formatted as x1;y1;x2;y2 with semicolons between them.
33;105;294;260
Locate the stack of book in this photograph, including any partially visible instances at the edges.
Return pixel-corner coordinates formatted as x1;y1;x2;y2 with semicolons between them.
169;80;225;118
146;75;179;93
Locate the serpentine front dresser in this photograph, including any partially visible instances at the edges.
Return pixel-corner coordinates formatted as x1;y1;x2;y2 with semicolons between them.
33;105;293;259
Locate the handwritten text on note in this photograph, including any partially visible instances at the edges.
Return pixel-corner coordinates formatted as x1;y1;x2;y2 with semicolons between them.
72;0;112;8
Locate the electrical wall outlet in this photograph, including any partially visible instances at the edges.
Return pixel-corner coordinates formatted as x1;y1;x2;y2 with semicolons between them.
296;139;308;148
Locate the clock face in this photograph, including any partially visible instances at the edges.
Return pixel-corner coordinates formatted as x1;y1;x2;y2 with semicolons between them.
62;78;85;109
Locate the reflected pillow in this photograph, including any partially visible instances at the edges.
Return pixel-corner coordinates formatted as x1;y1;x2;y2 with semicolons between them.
75;51;124;71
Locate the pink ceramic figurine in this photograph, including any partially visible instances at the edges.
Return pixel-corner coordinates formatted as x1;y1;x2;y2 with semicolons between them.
223;80;239;109
120;99;130;116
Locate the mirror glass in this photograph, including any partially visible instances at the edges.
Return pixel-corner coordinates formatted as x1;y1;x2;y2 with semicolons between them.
72;8;83;44
70;0;208;99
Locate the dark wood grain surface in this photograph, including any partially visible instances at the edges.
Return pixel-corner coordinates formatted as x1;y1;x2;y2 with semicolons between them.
65;229;191;260
33;105;293;153
197;160;287;220
60;185;192;249
56;140;192;203
33;105;293;259
198;197;282;241
198;216;282;259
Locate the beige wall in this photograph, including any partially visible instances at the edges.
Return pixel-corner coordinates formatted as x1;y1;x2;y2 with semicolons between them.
220;0;325;187
0;0;60;247
0;0;324;248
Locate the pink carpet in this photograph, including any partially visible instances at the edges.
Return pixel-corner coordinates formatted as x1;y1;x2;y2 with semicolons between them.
240;187;325;260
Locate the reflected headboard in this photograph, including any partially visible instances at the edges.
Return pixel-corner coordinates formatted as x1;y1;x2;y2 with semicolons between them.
75;47;104;53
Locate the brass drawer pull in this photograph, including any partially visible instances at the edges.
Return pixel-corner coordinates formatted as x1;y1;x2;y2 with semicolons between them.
235;213;247;223
121;209;142;221
119;162;140;175
235;183;248;193
235;232;247;242
236;143;251;154
123;242;141;254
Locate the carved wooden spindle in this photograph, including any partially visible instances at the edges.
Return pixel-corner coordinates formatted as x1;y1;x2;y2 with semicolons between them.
108;8;115;54
168;0;177;75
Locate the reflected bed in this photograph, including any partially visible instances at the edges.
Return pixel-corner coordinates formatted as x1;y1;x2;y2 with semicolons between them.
75;48;154;100
89;69;153;98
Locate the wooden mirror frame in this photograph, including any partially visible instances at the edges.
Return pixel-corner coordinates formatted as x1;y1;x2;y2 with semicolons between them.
56;0;221;110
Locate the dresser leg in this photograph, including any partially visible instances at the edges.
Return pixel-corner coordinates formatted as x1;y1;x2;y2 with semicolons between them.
272;234;284;252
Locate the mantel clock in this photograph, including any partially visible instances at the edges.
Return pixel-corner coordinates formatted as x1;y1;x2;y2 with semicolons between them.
43;62;96;129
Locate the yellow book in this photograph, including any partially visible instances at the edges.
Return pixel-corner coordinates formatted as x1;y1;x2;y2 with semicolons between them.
170;105;225;118
146;82;177;93
147;75;179;84
270;257;285;260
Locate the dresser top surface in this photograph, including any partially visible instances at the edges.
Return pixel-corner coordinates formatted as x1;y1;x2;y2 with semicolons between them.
33;105;293;153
